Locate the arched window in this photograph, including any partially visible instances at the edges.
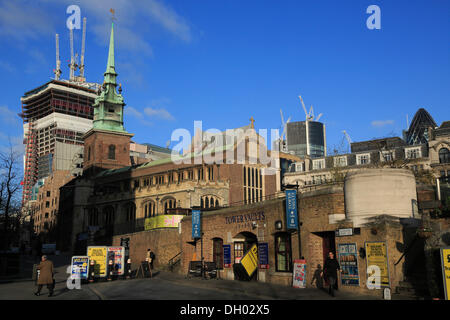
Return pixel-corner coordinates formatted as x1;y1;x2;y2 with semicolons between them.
215;199;219;207
144;201;156;218
108;145;116;160
162;197;176;214
439;148;450;164
125;202;136;222
205;197;209;209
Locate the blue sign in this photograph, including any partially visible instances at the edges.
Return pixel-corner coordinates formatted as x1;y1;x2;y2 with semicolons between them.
258;243;269;269
285;190;298;230
223;245;231;268
192;210;201;239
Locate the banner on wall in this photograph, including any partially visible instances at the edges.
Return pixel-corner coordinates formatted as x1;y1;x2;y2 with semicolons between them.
337;243;360;286
192;210;201;239
285;190;298;230
144;215;184;231
365;241;390;288
87;246;108;278
441;247;450;300
292;259;307;288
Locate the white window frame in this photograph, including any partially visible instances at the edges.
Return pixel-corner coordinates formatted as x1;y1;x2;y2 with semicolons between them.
295;162;305;172
405;147;421;159
312;159;325;170
356;153;371;165
334;156;347;167
380;150;395;162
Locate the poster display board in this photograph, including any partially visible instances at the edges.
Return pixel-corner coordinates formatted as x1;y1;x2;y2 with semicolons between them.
440;247;450;300
240;244;258;277
87;246;108;278
71;256;89;280
365;241;390;288
223;245;231;268
107;246;125;276
292;259;307;288
337;243;360;286
258;243;269;269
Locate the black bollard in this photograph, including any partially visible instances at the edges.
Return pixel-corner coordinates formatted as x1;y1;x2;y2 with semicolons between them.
107;259;113;281
125;259;131;279
88;260;95;283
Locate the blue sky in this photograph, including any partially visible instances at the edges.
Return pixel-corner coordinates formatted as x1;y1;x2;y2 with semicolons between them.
0;0;449;157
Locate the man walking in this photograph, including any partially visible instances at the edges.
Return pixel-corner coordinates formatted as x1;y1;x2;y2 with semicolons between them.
321;251;341;297
34;255;54;297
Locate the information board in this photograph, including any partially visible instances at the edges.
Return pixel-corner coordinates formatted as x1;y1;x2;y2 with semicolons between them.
223;245;231;268
337;243;360;286
87;246;108;278
71;256;89;280
258;243;269;269
441;247;450;300
107;246;125;276
365;241;390;288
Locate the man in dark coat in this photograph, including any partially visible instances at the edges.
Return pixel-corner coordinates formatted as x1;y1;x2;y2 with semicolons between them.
321;251;341;297
35;255;54;297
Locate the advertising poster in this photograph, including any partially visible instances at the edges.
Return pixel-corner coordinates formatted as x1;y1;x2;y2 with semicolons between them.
107;246;125;276
240;244;258;277
223;245;231;268
292;259;307;288
144;215;184;231
365;241;390;288
285;190;298;230
440;247;450;300
337;243;360;286
192;210;201;239
258;243;269;269
71;256;89;280
87;246;108;278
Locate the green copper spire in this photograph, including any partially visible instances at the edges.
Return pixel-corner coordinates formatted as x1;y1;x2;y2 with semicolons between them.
104;22;117;85
92;22;128;133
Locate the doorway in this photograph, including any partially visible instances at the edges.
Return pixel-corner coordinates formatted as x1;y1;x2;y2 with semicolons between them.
233;232;258;281
314;231;336;287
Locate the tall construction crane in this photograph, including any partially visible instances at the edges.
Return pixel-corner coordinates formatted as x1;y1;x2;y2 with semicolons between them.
298;95;323;122
69;26;75;81
53;34;62;80
79;17;87;79
342;130;352;153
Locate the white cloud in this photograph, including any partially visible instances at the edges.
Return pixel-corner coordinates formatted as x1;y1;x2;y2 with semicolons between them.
0;106;19;124
371;120;394;127
0;1;54;40
124;106;143;119
144;107;175;121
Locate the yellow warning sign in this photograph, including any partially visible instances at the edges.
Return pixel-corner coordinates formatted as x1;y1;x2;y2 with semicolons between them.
240;244;258;277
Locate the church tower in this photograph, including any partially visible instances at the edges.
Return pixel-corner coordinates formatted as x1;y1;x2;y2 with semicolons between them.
83;22;134;175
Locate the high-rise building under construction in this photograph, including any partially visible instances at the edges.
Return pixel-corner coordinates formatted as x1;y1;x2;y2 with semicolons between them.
20;18;101;205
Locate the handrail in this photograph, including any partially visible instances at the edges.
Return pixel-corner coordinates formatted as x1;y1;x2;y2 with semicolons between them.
168;251;182;267
394;234;419;266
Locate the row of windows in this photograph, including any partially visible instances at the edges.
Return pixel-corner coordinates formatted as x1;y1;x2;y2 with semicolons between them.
131;166;216;191
243;166;263;204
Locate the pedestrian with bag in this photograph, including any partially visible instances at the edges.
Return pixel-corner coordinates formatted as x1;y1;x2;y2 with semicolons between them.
34;255;54;297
